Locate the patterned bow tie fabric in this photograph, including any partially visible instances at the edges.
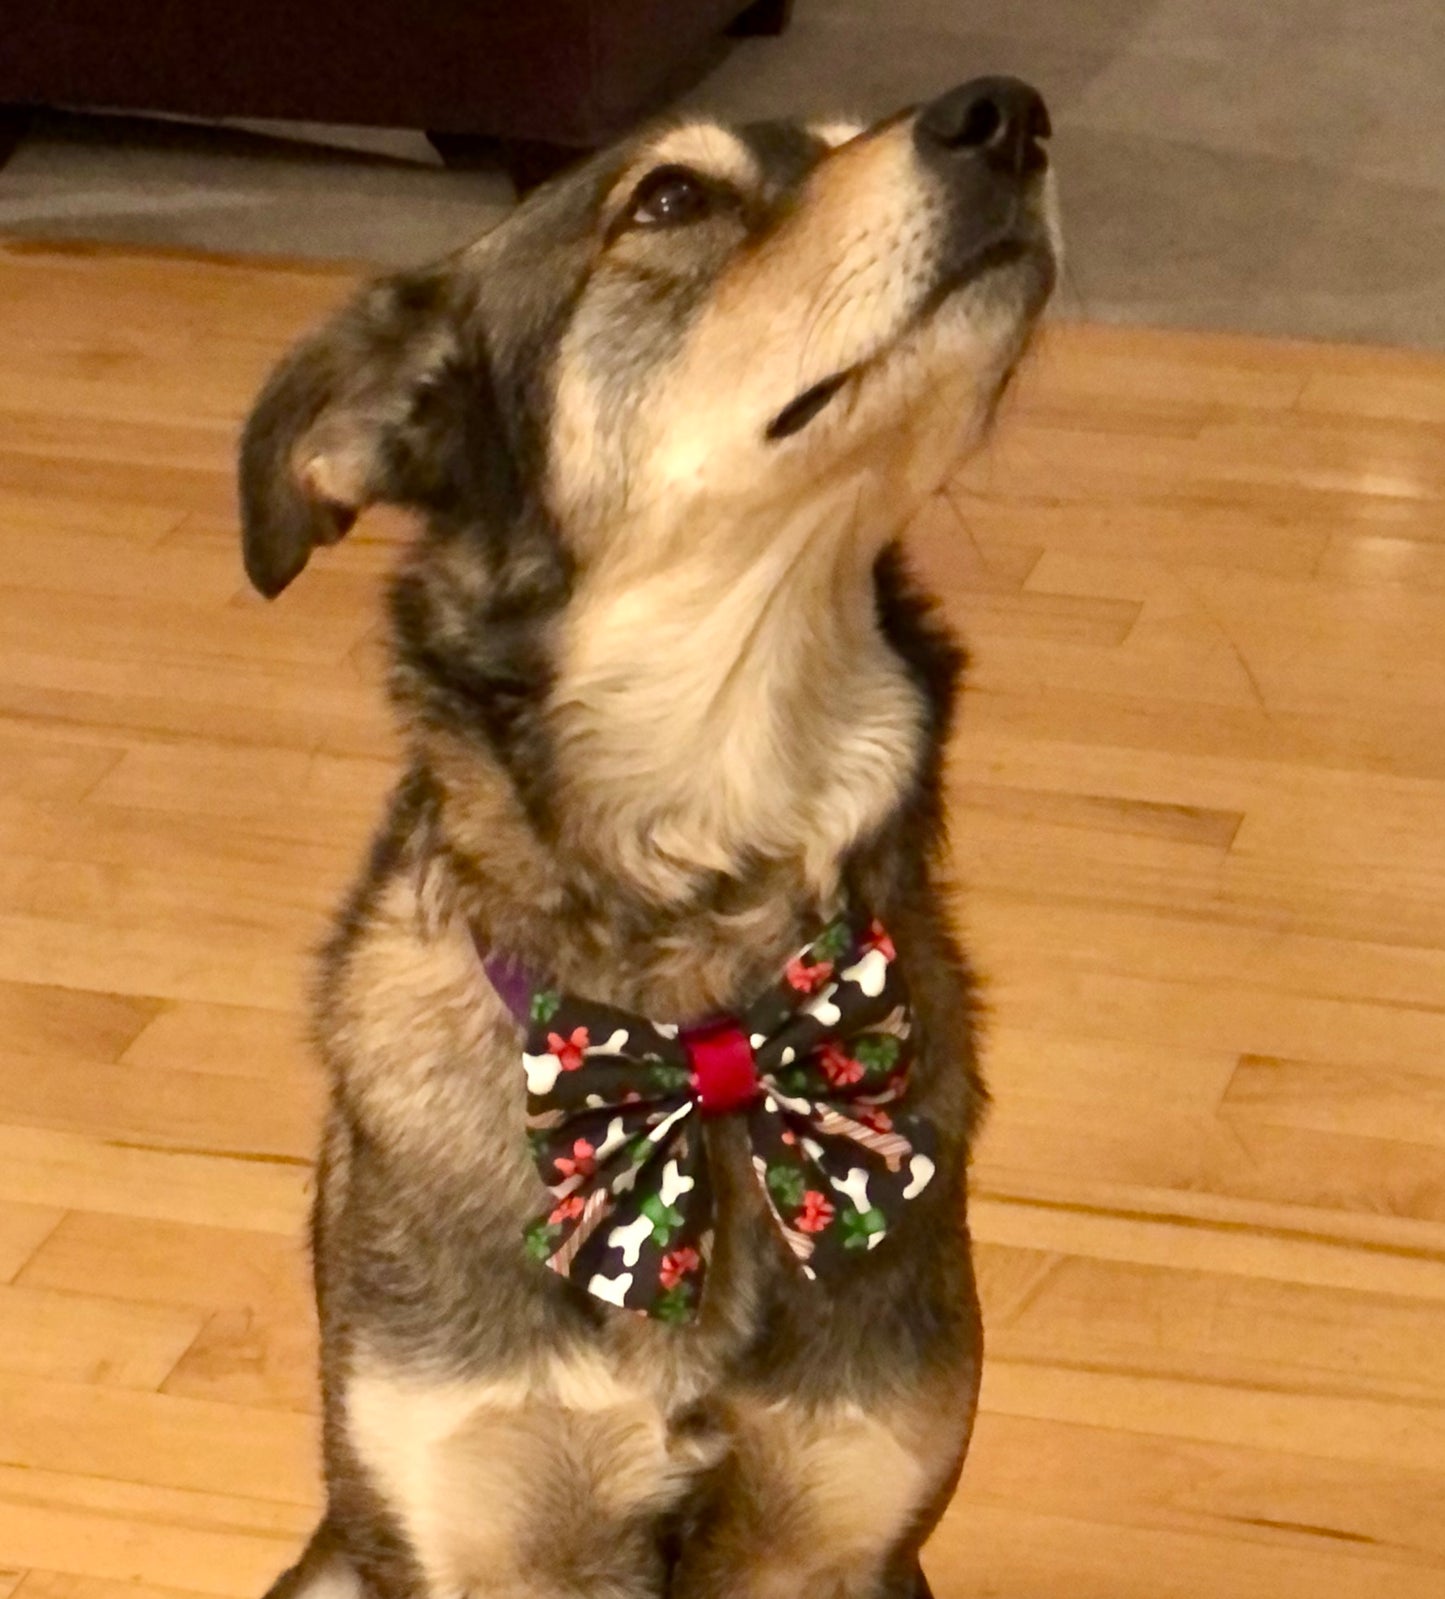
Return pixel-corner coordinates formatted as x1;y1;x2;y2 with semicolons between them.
489;913;936;1322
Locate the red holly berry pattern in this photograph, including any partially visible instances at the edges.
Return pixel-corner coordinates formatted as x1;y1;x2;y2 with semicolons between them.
818;1042;865;1088
659;1247;701;1290
554;1137;596;1179
547;1026;590;1072
797;1190;836;1233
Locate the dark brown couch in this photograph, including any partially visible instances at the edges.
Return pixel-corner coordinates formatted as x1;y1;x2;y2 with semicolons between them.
2;0;792;182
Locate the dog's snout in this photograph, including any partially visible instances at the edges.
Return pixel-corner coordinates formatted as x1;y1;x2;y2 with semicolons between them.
916;77;1051;176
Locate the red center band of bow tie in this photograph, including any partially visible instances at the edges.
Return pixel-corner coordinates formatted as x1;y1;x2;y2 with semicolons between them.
682;1020;759;1117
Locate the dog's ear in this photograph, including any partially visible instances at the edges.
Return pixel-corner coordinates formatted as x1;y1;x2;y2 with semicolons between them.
239;271;466;597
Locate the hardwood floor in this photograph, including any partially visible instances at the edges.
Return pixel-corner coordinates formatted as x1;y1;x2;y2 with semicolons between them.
0;236;1442;1599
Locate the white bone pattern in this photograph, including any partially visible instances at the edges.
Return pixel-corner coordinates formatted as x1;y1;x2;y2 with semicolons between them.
523;1052;562;1095
903;1153;935;1199
839;948;888;997
596;1115;629;1162
657;1159;696;1207
587;1270;633;1307
804;984;842;1028
833;1166;872;1213
608;1213;655;1268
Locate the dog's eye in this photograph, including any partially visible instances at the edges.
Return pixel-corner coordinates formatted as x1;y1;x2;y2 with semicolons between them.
625;166;714;229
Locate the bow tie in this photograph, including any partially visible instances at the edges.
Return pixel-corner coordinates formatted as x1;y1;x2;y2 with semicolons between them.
482;912;936;1322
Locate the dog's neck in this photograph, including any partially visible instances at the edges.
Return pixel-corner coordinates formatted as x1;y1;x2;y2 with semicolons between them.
551;489;924;905
427;490;926;1010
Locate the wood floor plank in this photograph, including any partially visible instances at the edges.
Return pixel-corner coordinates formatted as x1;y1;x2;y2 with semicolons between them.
162;1305;317;1416
0;1375;318;1505
0;979;160;1066
0;1284;204;1391
0;730;124;803
926;1499;1444;1599
0;1123;309;1235
0;1203;64;1286
0;1052;322;1162
121;1002;316;1082
0;647;389;758
17;1214;316;1414
0;1467;309;1597
976;1245;1445;1407
974;949;1445;1080
961;1411;1445;1570
1225;1054;1445;1148
88;743;393;837
17;1213;310;1310
17;1574;243;1599
968;1188;1445;1303
980;1359;1445;1473
981;1090;1445;1230
0;914;306;1013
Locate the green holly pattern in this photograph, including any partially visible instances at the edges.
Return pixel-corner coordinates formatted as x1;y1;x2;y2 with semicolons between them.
640;1191;685;1247
810;919;852;962
648;1059;692;1093
842;1206;888;1250
766;1163;807;1210
853;1035;902;1078
653;1284;696;1324
524;1219;560;1262
530;990;561;1025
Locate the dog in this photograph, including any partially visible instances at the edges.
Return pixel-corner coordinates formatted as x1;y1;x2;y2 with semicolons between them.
239;76;1057;1599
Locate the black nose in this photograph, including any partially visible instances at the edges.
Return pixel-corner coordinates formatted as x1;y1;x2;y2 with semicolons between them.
916;77;1051;175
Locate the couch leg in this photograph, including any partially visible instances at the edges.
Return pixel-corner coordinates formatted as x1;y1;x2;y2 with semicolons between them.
500;138;585;195
0;106;32;171
728;0;794;37
426;132;583;196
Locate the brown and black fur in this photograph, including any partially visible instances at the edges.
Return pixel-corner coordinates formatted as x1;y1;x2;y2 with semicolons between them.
239;83;1057;1599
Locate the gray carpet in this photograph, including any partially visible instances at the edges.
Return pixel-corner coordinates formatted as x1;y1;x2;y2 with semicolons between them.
2;0;1442;348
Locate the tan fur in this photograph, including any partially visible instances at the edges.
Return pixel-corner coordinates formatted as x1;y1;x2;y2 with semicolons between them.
552;487;924;903
303;1559;365;1599
348;1354;718;1596
325;869;539;1203
348;1356;972;1599
674;1383;976;1599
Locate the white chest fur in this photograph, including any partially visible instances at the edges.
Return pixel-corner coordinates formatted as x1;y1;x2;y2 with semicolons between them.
552;499;924;902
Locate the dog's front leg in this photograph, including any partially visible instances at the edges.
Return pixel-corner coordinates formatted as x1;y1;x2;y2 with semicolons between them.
670;1363;979;1599
340;1357;693;1599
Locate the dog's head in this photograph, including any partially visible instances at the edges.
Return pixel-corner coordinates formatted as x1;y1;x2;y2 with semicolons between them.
241;79;1057;605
